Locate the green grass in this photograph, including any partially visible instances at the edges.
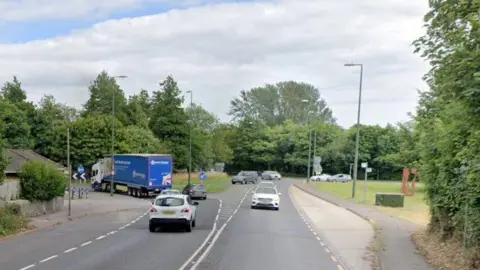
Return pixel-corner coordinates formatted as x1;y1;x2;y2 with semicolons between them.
112;172;231;194
0;204;29;238
312;180;430;226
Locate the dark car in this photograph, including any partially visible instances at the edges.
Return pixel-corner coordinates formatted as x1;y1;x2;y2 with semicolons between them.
231;171;260;184
182;183;207;200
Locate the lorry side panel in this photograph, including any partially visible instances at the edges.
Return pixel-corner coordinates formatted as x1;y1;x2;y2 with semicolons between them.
103;155;149;187
148;156;173;190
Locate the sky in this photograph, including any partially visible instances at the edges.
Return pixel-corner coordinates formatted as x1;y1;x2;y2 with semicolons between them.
0;0;430;128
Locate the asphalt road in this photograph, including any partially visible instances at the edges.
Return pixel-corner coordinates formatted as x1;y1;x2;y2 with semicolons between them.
4;179;340;270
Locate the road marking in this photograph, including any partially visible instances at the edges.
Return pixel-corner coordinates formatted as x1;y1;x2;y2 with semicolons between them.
19;264;35;270
180;186;254;270
330;256;337;262
108;230;117;235
320;241;325;246
325;248;331;253
96;235;106;240
316;236;321;241
81;241;92;247
337;265;345;270
64;247;77;253
39;255;58;263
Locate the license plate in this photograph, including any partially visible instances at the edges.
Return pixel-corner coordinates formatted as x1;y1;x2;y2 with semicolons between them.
163;210;175;215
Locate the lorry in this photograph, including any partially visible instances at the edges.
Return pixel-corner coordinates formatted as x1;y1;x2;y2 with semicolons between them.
91;154;173;197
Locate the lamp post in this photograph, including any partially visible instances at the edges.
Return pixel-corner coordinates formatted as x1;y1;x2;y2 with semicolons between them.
186;91;193;186
301;99;313;182
344;63;363;199
110;75;127;197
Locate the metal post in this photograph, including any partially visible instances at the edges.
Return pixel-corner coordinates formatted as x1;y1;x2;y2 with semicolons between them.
313;130;317;160
67;128;71;218
187;91;193;186
363;167;368;203
307;129;312;182
345;63;363;199
111;84;115;196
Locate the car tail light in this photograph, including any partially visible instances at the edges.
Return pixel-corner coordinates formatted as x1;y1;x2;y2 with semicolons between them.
150;208;157;212
181;208;190;213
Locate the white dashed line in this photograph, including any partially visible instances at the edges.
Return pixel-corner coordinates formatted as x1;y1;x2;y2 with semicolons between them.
19;264;35;270
80;241;92;247
64;247;77;253
96;235;106;240
316;236;321;241
108;230;118;235
39;255;58;263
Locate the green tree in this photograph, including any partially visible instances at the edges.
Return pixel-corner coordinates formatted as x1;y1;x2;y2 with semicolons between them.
1;76;36;128
229;81;335;126
82;71;129;125
149;76;189;169
0;99;33;148
0;119;8;184
121;125;170;154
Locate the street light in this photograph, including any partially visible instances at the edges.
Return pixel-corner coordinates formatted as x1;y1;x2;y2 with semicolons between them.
301;100;312;182
110;75;127;197
344;63;364;199
186;91;193;187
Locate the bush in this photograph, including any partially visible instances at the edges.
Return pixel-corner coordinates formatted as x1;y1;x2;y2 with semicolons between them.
19;160;67;201
0;205;28;237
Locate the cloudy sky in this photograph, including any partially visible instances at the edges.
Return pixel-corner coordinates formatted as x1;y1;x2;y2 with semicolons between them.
0;0;429;128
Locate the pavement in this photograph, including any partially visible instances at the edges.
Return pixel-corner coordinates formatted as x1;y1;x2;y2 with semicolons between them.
290;185;374;270
294;183;435;270
0;179;376;270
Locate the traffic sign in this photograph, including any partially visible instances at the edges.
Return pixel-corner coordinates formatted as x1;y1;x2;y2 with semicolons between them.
78;165;84;174
366;168;372;173
72;173;86;180
361;162;368;168
199;172;207;181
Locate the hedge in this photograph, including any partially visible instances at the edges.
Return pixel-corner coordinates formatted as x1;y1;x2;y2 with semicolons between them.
19;160;66;201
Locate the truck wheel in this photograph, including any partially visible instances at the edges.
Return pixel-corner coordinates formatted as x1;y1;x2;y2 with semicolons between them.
192;219;196;227
185;220;192;232
134;189;138;197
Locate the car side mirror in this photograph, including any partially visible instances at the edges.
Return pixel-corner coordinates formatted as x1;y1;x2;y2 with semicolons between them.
193;202;199;206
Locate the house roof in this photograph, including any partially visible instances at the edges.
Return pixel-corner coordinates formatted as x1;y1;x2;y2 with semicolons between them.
4;149;67;174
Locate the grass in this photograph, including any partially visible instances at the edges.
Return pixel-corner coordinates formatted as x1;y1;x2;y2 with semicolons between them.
112;172;230;194
0;204;29;238
312;180;430;226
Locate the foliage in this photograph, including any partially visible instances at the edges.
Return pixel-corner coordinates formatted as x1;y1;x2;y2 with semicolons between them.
0;203;28;237
0;120;7;184
413;0;480;261
19;160;67;201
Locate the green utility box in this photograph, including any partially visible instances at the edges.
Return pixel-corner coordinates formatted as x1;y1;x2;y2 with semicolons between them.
375;193;405;208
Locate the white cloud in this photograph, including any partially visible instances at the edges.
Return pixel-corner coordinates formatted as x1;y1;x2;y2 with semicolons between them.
0;0;430;127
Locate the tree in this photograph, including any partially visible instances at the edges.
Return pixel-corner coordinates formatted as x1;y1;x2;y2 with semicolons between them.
0;119;8;184
229;81;335;126
149;75;189;169
413;0;480;258
121;126;170;154
0;99;33;148
125;94;150;129
82;71;129;125
1;76;36;127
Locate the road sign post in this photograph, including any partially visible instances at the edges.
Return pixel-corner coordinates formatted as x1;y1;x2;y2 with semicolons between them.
78;165;85;183
364;167;372;202
199;172;207;182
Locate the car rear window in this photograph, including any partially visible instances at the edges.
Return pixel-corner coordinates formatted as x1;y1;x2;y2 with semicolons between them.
193;185;206;190
155;197;184;207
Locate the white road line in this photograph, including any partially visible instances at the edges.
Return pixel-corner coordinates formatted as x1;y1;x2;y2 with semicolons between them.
19;264;35;270
96;235;106;240
80;241;92;247
119;226;126;230
316;236;321;241
64;247;77;253
108;230;118;235
39;255;58;263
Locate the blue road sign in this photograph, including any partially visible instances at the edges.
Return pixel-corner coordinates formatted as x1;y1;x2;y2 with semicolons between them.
199;172;207;181
78;165;85;174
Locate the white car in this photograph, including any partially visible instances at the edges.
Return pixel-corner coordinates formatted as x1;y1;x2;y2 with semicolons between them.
310;174;331;182
148;194;199;233
159;189;181;195
258;181;276;187
251;186;281;211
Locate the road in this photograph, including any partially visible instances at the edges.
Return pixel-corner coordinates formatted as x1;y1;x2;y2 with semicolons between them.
3;179;342;270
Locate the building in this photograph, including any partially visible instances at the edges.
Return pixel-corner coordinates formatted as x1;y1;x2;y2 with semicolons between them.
4;149;67;178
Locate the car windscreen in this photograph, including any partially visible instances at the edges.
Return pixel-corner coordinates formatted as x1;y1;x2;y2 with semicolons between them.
255;187;276;194
237;172;246;176
193;185;206;191
155;197;184;207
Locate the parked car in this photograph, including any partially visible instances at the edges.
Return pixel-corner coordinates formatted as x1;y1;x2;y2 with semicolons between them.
310;174;331;182
251;186;281;210
231;171;260;184
327;174;352;183
148;194;199;233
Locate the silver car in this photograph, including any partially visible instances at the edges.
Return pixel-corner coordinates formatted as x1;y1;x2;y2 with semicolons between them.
327;174;352;183
261;171;282;180
231;171;259;184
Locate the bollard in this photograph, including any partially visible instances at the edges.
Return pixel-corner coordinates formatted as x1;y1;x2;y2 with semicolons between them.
78;188;81;199
71;187;76;199
85;189;89;199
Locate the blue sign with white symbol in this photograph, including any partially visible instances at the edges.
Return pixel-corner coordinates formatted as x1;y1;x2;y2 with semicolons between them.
78;165;85;174
199;172;207;181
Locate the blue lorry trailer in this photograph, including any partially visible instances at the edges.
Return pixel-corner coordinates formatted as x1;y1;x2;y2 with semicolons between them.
91;154;173;197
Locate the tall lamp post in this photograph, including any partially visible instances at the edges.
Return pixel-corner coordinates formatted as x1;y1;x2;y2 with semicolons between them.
186;91;193;186
344;63;364;199
110;75;128;197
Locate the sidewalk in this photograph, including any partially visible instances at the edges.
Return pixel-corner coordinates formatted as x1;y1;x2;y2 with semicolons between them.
290;185;374;270
294;183;434;270
29;192;151;231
